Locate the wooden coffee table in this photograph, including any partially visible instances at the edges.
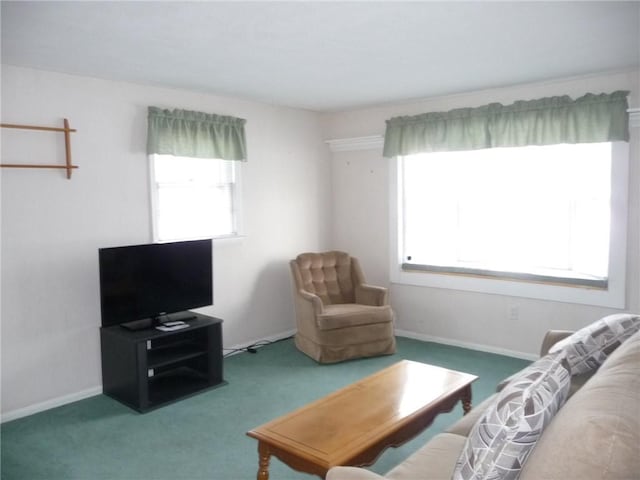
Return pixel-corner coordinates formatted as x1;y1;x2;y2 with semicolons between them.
246;360;477;479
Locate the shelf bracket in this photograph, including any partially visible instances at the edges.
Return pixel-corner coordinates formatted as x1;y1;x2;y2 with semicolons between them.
1;118;78;179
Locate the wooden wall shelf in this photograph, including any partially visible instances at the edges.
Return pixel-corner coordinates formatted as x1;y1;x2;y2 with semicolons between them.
1;118;78;179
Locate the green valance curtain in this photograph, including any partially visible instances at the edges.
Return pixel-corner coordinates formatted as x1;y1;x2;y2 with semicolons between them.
383;91;630;158
147;107;247;161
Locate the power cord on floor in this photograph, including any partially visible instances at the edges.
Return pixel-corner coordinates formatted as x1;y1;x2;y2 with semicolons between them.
223;335;294;358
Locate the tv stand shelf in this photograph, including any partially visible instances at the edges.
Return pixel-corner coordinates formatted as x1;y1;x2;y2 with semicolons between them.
100;313;225;412
148;344;205;369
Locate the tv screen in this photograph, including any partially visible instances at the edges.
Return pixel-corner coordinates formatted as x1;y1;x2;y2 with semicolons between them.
99;239;213;328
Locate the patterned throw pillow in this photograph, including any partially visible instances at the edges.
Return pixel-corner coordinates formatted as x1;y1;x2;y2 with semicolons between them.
452;352;571;480
549;313;640;375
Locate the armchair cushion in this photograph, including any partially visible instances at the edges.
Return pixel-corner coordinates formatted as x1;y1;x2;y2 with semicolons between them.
318;304;393;331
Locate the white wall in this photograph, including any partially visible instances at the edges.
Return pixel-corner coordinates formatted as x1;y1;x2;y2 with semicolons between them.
2;66;638;418
0;66;331;416
322;70;640;358
329;149;390;286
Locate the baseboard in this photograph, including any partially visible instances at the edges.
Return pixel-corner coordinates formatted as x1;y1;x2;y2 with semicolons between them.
3;330;298;422
2;328;530;423
224;328;537;361
1;386;103;424
395;329;538;361
2;330;298;423
223;329;297;357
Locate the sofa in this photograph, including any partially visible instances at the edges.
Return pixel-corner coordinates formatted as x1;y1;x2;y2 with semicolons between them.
327;318;640;480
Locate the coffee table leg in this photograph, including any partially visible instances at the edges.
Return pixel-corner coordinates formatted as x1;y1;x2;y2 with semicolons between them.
461;385;472;415
257;442;271;480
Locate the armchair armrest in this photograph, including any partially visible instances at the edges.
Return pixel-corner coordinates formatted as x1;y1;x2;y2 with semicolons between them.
540;330;574;357
296;289;324;315
355;284;388;306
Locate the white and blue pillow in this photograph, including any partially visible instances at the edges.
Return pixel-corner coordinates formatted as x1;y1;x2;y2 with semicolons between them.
549;313;640;375
452;352;571;480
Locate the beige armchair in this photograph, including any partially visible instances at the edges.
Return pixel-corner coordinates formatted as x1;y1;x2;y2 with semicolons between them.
289;251;396;363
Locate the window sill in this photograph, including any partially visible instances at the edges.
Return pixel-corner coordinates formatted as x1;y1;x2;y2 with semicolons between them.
212;233;247;243
391;265;624;308
402;263;608;289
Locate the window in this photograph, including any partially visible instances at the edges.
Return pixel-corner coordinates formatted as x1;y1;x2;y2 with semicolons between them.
392;142;629;308
146;106;247;242
150;154;242;242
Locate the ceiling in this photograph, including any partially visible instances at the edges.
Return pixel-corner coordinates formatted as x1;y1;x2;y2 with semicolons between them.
1;1;639;112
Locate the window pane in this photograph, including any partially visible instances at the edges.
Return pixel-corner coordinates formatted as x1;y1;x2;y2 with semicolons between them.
401;143;611;280
157;185;233;240
152;155;238;241
154;155;235;185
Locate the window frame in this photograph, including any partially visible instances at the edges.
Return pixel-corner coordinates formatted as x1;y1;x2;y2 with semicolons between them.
149;154;244;243
389;142;629;308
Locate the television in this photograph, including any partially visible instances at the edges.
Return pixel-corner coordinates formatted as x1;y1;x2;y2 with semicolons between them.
99;239;213;329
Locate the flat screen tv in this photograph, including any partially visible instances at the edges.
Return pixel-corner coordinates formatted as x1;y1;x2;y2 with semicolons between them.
99;239;213;329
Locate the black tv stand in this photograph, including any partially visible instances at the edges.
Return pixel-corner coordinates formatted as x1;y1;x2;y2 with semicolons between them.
119;312;200;331
120;317;155;331
100;313;225;412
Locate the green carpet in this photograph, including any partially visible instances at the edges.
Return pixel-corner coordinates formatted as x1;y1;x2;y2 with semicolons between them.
1;337;529;479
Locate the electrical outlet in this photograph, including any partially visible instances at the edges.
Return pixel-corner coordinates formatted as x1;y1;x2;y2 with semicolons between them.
509;305;519;321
